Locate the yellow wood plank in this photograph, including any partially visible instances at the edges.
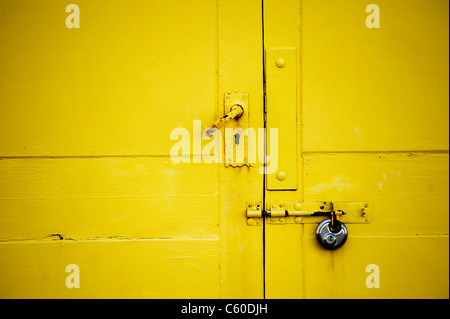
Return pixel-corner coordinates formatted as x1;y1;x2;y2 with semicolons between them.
266;231;449;299
303;153;449;235
0;157;219;240
217;0;265;298
0;0;217;156
301;235;449;299
301;0;449;152
265;224;304;298
266;153;449;298
0;239;220;298
0;196;219;240
0;157;218;198
263;0;306;299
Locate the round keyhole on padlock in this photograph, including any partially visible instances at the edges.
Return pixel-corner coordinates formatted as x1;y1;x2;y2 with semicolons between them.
316;219;348;250
324;233;336;245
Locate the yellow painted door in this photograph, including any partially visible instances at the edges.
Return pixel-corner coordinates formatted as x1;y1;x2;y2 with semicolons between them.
263;0;449;298
1;0;448;300
0;0;264;298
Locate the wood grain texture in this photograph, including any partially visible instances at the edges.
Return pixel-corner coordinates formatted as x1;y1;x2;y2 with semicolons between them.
266;152;449;299
0;238;220;298
0;0;217;156
301;235;449;299
0;0;265;298
216;0;265;298
0;157;219;240
301;0;449;152
303;153;449;235
264;0;449;299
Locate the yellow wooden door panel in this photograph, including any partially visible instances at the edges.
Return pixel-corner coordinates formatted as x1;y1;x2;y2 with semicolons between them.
301;0;449;152
265;233;449;299
0;158;219;240
3;0;447;299
0;0;217;156
0;239;220;298
303;153;449;235
264;0;449;299
266;153;449;298
300;153;449;298
0;0;264;298
300;236;449;299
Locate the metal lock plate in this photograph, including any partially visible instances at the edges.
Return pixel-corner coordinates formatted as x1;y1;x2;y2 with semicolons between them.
223;92;251;168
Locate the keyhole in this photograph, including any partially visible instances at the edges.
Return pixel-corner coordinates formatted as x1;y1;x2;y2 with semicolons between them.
235;133;240;145
324;233;336;245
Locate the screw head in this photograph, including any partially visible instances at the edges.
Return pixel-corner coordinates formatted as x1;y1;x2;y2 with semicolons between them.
276;171;287;181
247;218;256;226
276;58;286;68
294;202;302;211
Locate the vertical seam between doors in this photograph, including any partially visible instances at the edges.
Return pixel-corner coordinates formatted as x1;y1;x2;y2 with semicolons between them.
261;0;267;300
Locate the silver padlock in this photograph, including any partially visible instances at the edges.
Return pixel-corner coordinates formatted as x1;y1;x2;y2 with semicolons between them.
316;218;348;250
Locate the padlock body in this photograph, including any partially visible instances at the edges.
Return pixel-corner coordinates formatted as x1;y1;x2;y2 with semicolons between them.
316;219;348;250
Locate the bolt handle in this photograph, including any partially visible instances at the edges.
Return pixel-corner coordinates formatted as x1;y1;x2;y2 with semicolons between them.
205;104;244;137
